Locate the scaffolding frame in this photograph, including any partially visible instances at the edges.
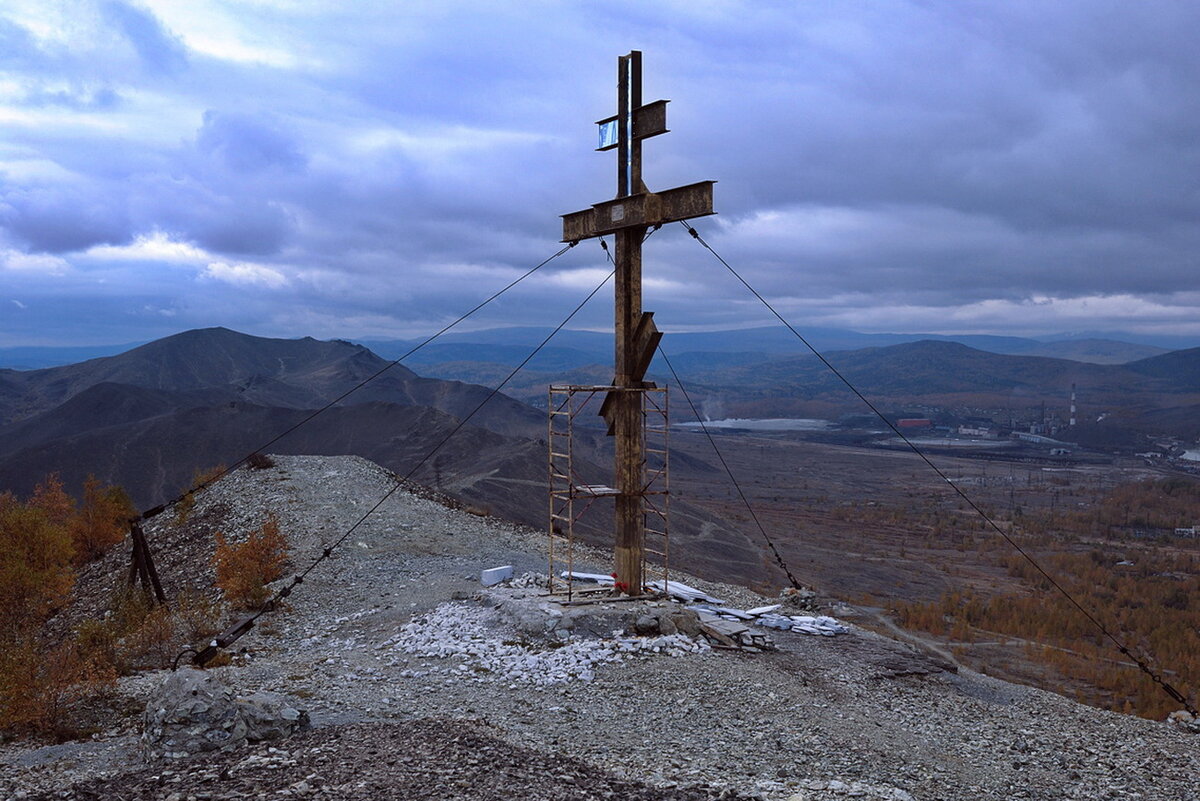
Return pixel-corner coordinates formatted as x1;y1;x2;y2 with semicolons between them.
548;384;670;602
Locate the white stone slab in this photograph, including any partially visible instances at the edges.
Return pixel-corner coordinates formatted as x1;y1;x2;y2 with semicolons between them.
745;604;783;616
561;570;616;585
481;565;514;586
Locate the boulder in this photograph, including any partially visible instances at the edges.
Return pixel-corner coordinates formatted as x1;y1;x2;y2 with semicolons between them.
780;586;819;611
1167;709;1200;733
143;667;310;760
625;606;697;637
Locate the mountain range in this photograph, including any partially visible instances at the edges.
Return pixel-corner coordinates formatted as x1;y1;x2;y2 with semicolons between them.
4;324;1183;372
0;328;543;505
360;329;1200;443
6;328;1200;519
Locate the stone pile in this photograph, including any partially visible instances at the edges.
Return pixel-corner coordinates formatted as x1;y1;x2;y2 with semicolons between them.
385;602;709;686
755;614;849;636
142;668;310;760
1166;709;1200;734
778;587;820;612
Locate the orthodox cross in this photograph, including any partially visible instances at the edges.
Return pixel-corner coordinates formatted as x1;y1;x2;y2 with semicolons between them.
560;50;715;595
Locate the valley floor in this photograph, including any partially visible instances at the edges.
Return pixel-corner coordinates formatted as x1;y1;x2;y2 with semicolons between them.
2;456;1195;800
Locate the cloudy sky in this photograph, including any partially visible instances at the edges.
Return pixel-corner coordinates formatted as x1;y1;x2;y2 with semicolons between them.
2;0;1199;347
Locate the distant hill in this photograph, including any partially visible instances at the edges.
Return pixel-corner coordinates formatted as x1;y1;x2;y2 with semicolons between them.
0;341;145;370
362;326;1175;369
1019;339;1167;364
0;328;549;505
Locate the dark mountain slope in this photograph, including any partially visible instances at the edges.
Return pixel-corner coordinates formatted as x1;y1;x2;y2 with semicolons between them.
1124;347;1200;391
0;382;230;458
0;328;543;440
685;340;1179;402
0;328;399;424
0;400;521;510
1023;339;1167;364
0;328;742;576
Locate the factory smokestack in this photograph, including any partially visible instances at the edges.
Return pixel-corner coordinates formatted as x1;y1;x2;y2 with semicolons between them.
1070;383;1077;427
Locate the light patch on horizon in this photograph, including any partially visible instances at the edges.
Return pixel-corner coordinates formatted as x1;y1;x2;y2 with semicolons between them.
1;250;70;274
200;260;288;288
2;1;76;44
0;106;126;133
11;299;27;309
717;204;1019;258
544;267;615;292
348;126;549;162
815;293;1200;337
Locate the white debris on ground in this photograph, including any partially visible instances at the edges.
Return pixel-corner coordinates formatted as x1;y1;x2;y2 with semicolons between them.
508;571;549;590
559;574;852;638
756;614;850;636
385;602;709;686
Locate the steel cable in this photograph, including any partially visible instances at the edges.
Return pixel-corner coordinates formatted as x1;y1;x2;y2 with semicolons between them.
192;245;616;662
657;345;804;590
136;242;576;525
681;220;1197;716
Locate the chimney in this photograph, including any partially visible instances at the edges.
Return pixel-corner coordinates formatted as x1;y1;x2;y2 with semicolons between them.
1070;383;1077;427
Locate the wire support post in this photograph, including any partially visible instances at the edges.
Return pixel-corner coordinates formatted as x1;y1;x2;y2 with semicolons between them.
548;384;669;602
128;520;168;606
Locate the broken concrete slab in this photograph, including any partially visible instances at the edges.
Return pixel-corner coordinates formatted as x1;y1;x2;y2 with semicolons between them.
647;579;725;605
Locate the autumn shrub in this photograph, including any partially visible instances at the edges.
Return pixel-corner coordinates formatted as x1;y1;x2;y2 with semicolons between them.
0;635;113;740
245;452;275;470
0;478;154;738
124;604;176;669
213;513;288;609
0;486;75;640
71;476;136;564
75;585;155;674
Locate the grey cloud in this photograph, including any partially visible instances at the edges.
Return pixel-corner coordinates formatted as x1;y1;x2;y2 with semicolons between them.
99;0;188;75
0;17;39;69
185;201;294;256
3;1;1200;347
0;182;131;253
195;111;307;174
23;85;121;110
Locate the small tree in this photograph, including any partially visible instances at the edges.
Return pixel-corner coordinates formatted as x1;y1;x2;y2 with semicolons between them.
0;483;115;738
212;513;288;609
0;490;75;640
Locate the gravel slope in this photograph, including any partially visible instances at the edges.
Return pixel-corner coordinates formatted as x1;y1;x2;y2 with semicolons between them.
3;455;1196;800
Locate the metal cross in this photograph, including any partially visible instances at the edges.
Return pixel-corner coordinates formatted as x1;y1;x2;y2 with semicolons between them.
559;50;716;595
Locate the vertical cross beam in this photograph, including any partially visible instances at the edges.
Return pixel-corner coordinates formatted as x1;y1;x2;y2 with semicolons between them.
614;51;646;595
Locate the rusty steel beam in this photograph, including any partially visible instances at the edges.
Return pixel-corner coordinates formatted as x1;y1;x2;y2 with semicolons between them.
598;311;661;435
561;181;716;242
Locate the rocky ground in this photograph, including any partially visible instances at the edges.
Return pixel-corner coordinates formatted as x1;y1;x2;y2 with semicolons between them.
2;455;1197;800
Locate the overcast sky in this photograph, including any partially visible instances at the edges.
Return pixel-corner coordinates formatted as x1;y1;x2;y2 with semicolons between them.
2;0;1199;347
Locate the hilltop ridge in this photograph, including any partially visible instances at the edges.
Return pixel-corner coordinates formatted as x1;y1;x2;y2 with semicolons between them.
4;454;1194;800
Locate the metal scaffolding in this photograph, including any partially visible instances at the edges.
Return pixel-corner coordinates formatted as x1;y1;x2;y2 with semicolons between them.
548;384;670;601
